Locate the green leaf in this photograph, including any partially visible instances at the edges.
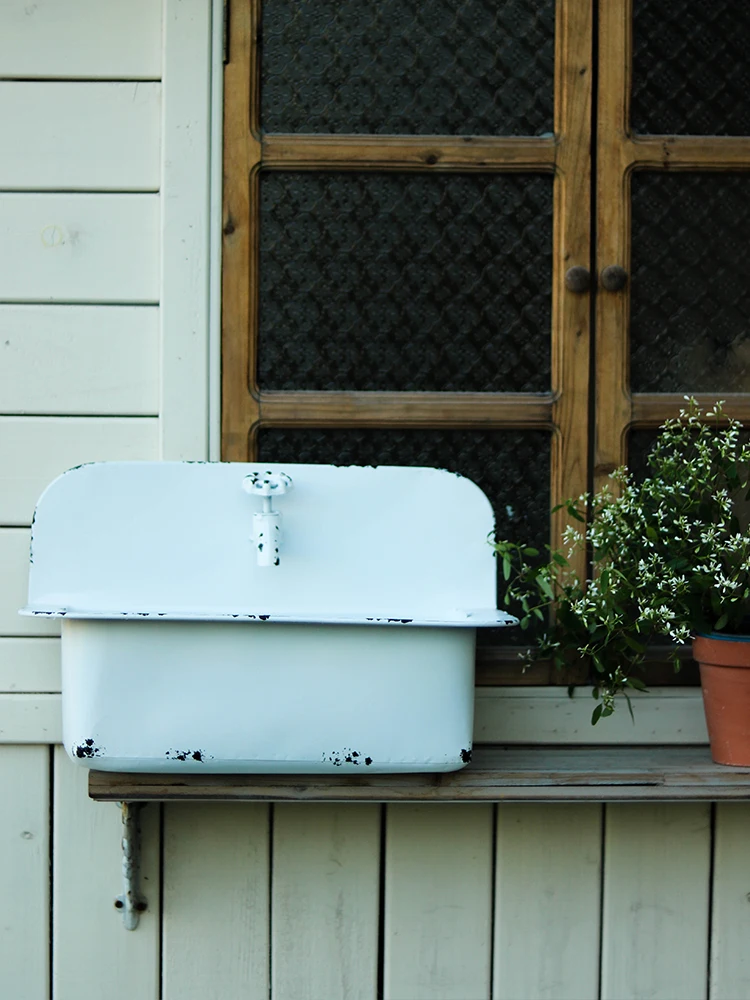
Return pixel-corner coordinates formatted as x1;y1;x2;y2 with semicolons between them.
523;547;539;557
715;613;729;631
591;704;603;725
626;677;649;692
502;555;511;581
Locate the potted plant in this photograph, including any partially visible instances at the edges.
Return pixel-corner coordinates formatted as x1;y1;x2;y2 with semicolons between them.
494;398;750;765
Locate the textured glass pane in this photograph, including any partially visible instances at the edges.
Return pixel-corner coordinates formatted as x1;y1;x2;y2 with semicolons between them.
257;427;551;645
632;0;750;135
260;0;555;135
259;173;553;392
630;174;750;394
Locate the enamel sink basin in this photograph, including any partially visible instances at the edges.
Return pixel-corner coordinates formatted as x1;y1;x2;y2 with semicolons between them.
22;462;516;773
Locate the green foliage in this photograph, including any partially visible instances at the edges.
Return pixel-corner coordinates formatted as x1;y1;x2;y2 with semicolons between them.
494;399;750;723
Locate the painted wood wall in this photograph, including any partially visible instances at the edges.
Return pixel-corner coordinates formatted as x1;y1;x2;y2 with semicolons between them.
2;3;750;998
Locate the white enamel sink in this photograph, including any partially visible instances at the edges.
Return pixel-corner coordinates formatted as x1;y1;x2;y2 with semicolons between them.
22;462;516;773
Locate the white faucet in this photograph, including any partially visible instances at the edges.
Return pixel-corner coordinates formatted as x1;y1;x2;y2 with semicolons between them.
242;471;293;567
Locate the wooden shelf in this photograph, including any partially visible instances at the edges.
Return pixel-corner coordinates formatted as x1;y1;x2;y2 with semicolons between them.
88;746;750;803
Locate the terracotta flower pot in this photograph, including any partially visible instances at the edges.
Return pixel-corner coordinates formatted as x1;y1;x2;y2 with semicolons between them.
693;633;750;766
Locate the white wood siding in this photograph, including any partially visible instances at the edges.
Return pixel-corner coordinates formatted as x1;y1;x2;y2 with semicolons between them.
1;4;745;1000
0;83;161;191
0;306;159;416
0;0;162;79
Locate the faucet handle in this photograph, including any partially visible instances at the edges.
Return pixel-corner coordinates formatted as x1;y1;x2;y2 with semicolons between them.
242;471;293;498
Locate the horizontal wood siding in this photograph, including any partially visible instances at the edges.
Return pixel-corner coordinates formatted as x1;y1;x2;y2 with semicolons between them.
0;83;161;190
0;529;58;636
0;0;162;80
0;416;159;524
0;638;60;692
0;306;159;416
0;194;160;303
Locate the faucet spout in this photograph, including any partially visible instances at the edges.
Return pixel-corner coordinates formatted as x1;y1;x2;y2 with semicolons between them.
242;471;293;567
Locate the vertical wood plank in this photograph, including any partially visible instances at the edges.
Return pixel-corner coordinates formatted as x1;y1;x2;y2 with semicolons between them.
162;803;270;1000
160;0;212;460
493;804;602;1000
272;804;380;1000
601;803;711;1000
52;748;160;1000
710;804;750;999
0;745;49;1000
384;804;493;1000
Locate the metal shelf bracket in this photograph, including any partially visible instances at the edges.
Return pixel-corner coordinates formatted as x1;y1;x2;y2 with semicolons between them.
114;802;147;930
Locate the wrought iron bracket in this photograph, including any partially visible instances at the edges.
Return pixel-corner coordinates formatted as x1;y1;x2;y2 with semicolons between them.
114;802;148;931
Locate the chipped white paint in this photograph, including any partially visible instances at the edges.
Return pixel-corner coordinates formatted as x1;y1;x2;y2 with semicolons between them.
26;463;511;773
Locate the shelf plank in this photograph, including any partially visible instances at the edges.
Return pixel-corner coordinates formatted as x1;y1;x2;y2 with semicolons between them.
88;746;750;803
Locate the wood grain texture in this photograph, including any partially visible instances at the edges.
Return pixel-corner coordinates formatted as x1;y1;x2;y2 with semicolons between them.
0;82;161;191
53;747;160;1000
494;804;601;1000
0;305;159;416
0;194;160;304
0;529;58;637
258;391;553;429
600;803;711;1000
159;0;212;461
162;803;270;1000
0;694;61;743
0;745;49;1000
0;416;159;525
263;134;556;171
709;804;750;1000
631;393;750;427
87;746;750;803
383;804;493;1000
0;0;162;80
0;638;60;692
271;804;380;1000
549;0;593;577
594;0;633;488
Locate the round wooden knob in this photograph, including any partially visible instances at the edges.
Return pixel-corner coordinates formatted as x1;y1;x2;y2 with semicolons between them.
600;265;628;292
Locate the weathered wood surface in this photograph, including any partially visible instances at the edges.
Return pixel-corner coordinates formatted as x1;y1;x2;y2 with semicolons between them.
272;804;380;1000
162;803;269;1000
88;746;750;802
0;745;49;1000
383;804;493;1000
53;747;160;1000
494;803;602;1000
600;803;711;1000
